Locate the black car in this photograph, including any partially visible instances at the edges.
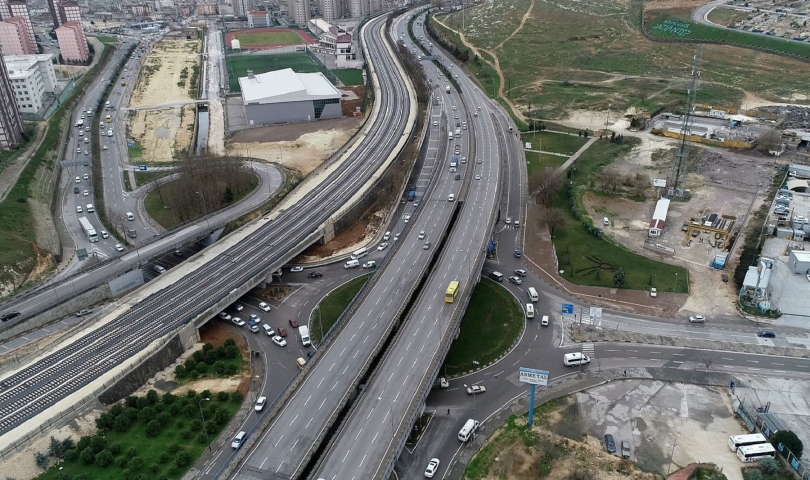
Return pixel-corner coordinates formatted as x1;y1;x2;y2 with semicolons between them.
604;434;616;454
757;331;776;338
307;271;323;278
1;311;20;322
74;186;80;194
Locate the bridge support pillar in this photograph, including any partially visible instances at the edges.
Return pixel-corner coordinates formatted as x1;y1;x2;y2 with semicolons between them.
322;217;336;244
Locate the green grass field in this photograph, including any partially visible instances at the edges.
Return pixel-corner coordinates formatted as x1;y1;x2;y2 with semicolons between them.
333;69;364;86
525;151;568;174
310;275;369;344
646;13;810;59
226;53;323;93
96;36;118;45
128;140;143;159
233;31;302;47
523;131;587;156
442;279;524;376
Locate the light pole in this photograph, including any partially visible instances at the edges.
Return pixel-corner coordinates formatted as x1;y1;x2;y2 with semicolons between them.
198;397;211;451
195;191;210;230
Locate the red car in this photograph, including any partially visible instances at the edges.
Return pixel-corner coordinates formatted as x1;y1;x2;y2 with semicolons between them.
289;319;299;328
278;327;288;337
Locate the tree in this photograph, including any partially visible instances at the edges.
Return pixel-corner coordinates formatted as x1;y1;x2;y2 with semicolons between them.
145;420;162;437
48;436;65;459
759;128;783;154
223;186;234;204
95;450;114;467
529;167;564;206
175;450;192;467
231;391;243;403
612;268;626;288
760;457;779;475
79;448;95;465
774;430;803;458
746;470;764;480
114;414;131;432
146;389;159;405
544;208;565;236
35;452;50;470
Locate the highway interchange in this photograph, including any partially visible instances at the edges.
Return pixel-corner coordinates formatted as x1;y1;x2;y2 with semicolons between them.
1;5;810;480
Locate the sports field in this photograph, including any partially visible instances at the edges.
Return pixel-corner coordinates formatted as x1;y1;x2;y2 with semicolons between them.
225;28;315;50
226;53;323;92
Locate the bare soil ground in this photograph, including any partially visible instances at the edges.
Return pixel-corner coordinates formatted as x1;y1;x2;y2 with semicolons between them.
340;86;365;117
129;39;200;107
228;117;363;176
127;104;195;162
295;207;389;262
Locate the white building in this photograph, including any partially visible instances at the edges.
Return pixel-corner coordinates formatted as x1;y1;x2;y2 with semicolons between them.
4;53;57;114
648;197;670;237
239;68;341;126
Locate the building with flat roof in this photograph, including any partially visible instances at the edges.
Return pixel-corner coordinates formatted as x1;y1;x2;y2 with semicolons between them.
247;8;268;27
7;1;34;48
239;68;341;126
0;17;34;54
648;197;670;237
56;21;87;63
5;53;57;114
0;52;23;149
291;0;310;26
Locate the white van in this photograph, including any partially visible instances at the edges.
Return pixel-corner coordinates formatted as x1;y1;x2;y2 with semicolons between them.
350;247;368;260
344;259;360;269
458;418;480;442
299;325;311;346
525;304;534;319
563;352;590;367
527;287;538;302
125;212;135;221
86;204;94;213
489;271;503;282
541;315;549;326
231;431;246;449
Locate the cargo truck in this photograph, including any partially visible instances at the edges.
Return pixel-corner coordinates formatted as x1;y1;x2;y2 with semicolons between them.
445;85;451;93
299;325;311;346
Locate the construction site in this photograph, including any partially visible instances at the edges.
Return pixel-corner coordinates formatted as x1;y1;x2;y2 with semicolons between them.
714;0;810;40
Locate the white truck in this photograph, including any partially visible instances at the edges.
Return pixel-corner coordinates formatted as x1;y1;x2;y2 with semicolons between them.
299;325;311;346
78;216;98;242
445;84;451;94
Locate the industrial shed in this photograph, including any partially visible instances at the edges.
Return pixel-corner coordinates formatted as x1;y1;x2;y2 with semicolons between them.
648;197;671;237
239;68;342;127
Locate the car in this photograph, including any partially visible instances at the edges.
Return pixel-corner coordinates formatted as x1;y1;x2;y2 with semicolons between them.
454;174;460;180
154;265;166;274
757;331;776;338
272;335;287;347
103;145;108;150
514;220;520;228
232;317;245;327
378;242;389;251
475;174;481;180
650;287;657;298
76;148;81;153
263;324;274;336
363;261;377;269
73;186;79;194
234;303;243;311
290;266;304;272
100;230;108;239
249;313;260;323
76;206;83;213
514;249;522;258
477;158;483;164
541;315;549;326
1;311;20;322
289;318;299;328
83;189;89;196
505;217;512;225
466;385;486;395
418;230;426;239
84;150;89;155
383;231;391;241
508;276;522;285
404;214;411;223
424;458;440;478
115;244;125;252
75;176;81;183
100;131;105;136
173;249;184;258
604;434;616;453
78;131;83;137
688;315;705;323
394;232;401;241
254;397;266;412
621;440;631;458
278;327;288;337
423;240;430;249
514;269;527;277
218;312;232;321
307;271;323;278
83;173;89;180
259;302;271;312
75;309;91;317
722;273;729;282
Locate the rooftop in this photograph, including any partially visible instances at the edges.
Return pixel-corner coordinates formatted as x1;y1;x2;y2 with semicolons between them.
239;68;340;105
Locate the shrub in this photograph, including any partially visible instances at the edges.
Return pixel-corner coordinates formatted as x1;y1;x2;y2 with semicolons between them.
188;369;200;380
167;443;181;454
79;448;94;465
195;362;209;374
95;449;114;467
224;338;236;347
184;403;198;418
49;436;65;458
96;413;114;430
224;345;239;359
136;397;148;410
149;462;160;473
231;391;243;403
64;449;79;462
61;437;75;452
215;408;230;425
175;450;192;467
115;455;128;468
124;396;139;409
89;437;107;454
158;452;171;464
162;392;177;405
180;430;194;440
204;350;219;364
174;365;187;378
73;474;90;480
197;432;209;444
774;430;804;458
53;473;69;480
138;406;156;423
157;411;172;424
214;361;226;374
145;420;162;437
114;414;131;432
109;442;122;456
746;470;764;480
168;465;179;475
154;402;165;413
129;457;144;470
146;389;159;405
190;419;203;431
124;407;139;421
169;402;183;416
201;389;212;399
185;390;198;399
203;342;214;352
192;350;205;363
184;359;197;372
35;452;49;470
217;391;229;401
110;403;125;417
126;447;138;458
760;457;779;475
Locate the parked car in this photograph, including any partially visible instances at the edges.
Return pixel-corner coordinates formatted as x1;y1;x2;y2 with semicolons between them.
424;458;440;478
604;434;616;454
307;271;323;278
650;288;657;298
234;303;244;311
466;385;486;395
218;312;232;321
621;440;631;458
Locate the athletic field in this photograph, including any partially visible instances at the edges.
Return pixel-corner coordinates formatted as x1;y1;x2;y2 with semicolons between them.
226;53;324;93
225;28;315;50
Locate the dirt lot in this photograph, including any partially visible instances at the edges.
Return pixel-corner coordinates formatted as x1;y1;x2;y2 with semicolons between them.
549;110;776;316
127;104;196;161
129;39;200;107
295;208;389;262
228;116;364;175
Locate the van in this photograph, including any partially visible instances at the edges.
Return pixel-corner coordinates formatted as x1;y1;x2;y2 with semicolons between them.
299;325;311;346
563;352;590;367
344;259;360;269
231;431;246;449
541;315;549;326
489;271;503;282
125;212;134;221
527;287;538;302
458;419;480;442
525;304;534;319
603;217;610;226
86;204;94;213
448;132;453;141
350;247;368;260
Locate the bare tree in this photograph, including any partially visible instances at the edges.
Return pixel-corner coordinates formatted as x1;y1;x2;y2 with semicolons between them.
758;129;784;154
544;207;566;236
529;167;564;206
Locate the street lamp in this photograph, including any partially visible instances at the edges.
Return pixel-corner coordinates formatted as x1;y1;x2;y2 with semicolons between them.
198;397;211;452
195;191;210;230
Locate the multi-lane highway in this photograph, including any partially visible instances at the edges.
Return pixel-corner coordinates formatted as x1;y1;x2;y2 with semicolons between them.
0;9;415;444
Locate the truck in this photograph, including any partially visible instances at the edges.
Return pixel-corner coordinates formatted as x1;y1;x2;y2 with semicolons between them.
450;157;458;168
121;81;126;86
408;189;416;201
445;84;451;94
455;128;461;138
78;216;98;242
75;119;84;128
299;325;311;346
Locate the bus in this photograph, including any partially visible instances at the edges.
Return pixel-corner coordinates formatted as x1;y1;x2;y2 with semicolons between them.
445;281;459;303
78;216;98;243
737;442;775;463
350;247;368;260
728;434;768;452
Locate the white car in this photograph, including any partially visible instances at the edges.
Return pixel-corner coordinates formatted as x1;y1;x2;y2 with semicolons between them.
475;175;481;180
467;385;487;395
377;242;388;251
218;312;232;321
76;206;82;213
505;217;512;225
232;317;245;327
418;230;425;239
114;243;124;252
234;304;244;311
254;396;266;412
259;302;271;312
103;145;108;150
290;266;304;272
249;313;260;323
83;190;89;196
424;458;440;478
83;173;89;180
383;231;391;241
688;315;706;323
404;214;411;223
272;335;287;347
84;150;89;155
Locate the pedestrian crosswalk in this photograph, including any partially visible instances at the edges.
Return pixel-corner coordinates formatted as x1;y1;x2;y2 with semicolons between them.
580;315;593;325
581;343;595;358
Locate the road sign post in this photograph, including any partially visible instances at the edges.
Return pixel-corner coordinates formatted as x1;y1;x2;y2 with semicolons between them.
519;367;549;426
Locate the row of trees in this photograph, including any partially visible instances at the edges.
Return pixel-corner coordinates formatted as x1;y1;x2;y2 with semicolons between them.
174;339;242;379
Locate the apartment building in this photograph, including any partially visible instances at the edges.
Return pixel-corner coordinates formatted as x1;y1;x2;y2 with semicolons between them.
291;0;310;26
55;21;87;63
0;17;35;54
0;53;23;148
5;53;57;114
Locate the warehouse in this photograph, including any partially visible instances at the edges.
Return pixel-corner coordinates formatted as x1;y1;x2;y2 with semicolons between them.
239;68;342;126
648;197;671;237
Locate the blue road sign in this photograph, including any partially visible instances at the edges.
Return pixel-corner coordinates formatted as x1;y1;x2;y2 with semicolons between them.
138;164;147;171
562;303;574;315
